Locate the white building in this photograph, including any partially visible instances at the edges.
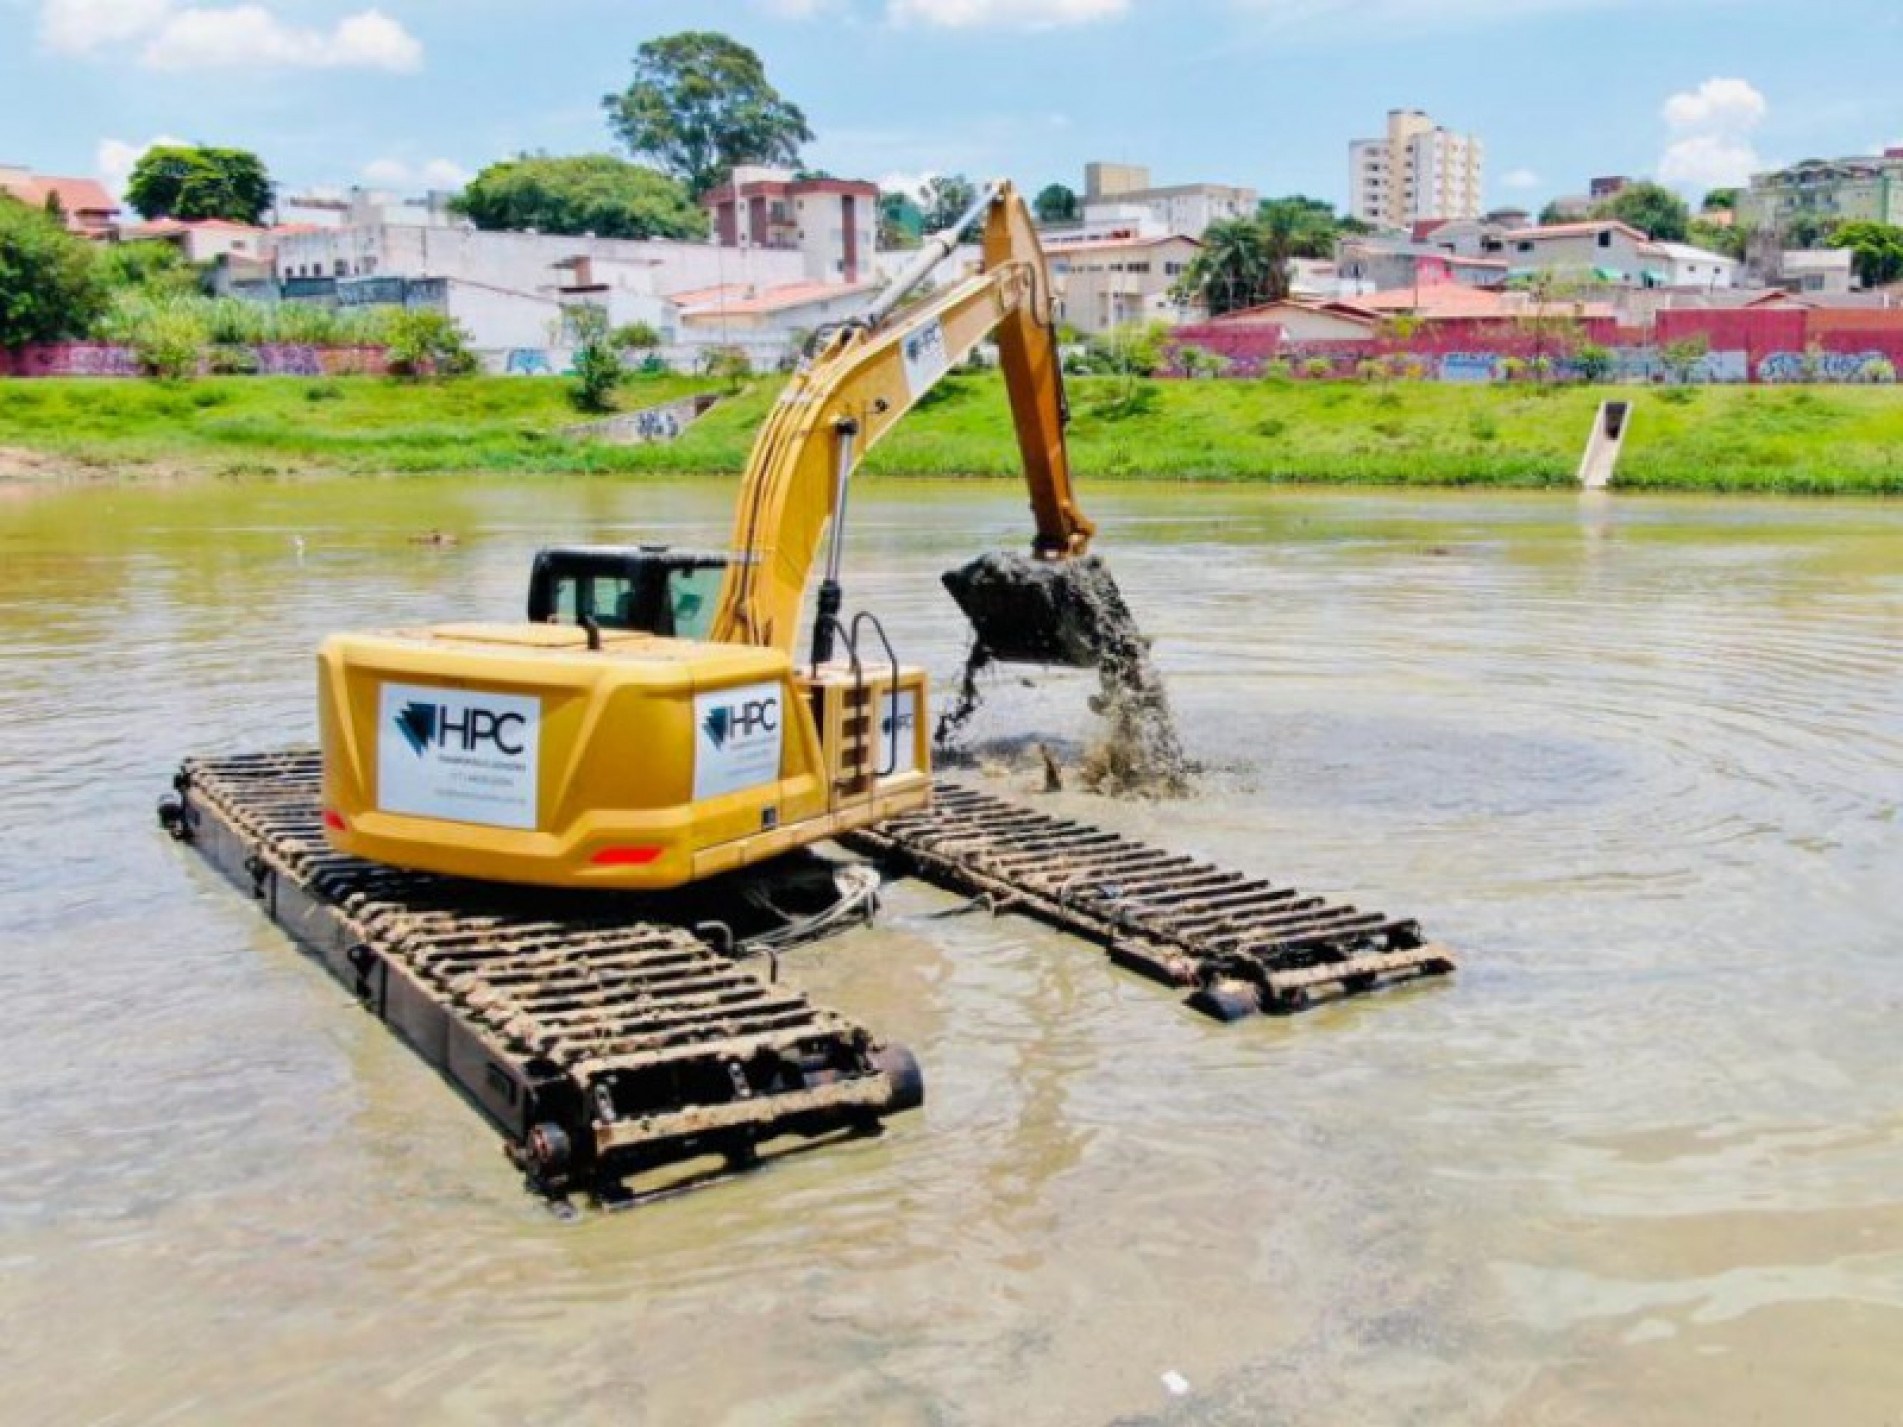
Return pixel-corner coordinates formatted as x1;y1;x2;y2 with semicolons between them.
1350;109;1486;228
700;166;880;284
1779;249;1854;295
1046;234;1203;334
271;225;851;360
1649;241;1740;290
1081;162;1257;239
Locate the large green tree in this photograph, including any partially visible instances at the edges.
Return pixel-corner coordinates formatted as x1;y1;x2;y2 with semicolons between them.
603;32;812;196
1034;183;1079;224
1179;217;1283;316
0;197;107;346
451;155;706;240
1828;221;1903;288
1591;181;1690;242
126;145;274;225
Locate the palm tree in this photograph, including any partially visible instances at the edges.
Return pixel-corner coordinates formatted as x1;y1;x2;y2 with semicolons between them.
1180;218;1282;318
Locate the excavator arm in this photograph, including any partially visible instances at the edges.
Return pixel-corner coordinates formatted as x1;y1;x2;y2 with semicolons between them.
710;181;1094;656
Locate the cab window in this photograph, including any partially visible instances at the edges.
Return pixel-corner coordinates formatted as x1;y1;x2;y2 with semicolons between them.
667;567;723;640
555;574;641;628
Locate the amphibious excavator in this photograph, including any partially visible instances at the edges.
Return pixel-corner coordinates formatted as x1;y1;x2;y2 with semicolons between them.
317;180;1109;892
161;182;1455;1206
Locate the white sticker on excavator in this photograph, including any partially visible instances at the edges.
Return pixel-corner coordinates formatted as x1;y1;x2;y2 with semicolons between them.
880;688;920;779
694;681;784;801
377;683;541;830
900;318;950;397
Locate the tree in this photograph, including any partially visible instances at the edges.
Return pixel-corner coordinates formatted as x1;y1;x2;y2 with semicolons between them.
384;309;477;380
1660;332;1710;385
603;32;812;196
98;240;201;297
1785;213;1840;250
1687;217;1745;261
920;174;980;233
126;145;274;225
1701;187;1740;213
1033;183;1079;224
0;196;107;347
879;190;924;249
1256;195;1347;259
1591;181;1690;242
1828;221;1903;288
566;306;625;414
1178;217;1281;316
452;155;706;240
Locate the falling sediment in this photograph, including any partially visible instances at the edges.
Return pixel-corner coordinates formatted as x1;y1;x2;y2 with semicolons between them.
938;551;1191;799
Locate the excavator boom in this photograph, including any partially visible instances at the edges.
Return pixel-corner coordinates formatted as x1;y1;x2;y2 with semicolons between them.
712;182;1093;657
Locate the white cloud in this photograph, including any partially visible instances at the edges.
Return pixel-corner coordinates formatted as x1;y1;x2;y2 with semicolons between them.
1657;77;1766;194
97;133;187;196
878;170;936;200
142;6;423;71
40;1;423;70
1663;76;1767;134
887;0;1128;28
41;0;171;52
1658;134;1761;193
1501;167;1540;191
363;156;469;190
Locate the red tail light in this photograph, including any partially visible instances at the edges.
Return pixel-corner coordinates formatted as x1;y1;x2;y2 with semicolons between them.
323;809;348;832
591;845;663;867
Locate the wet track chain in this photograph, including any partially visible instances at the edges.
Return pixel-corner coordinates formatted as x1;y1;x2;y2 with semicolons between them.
847;783;1456;1019
161;750;922;1207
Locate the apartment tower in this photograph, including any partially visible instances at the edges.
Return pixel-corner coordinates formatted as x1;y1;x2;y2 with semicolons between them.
1349;109;1485;229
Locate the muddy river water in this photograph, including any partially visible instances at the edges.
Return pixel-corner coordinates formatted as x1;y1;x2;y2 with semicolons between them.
1;478;1899;1425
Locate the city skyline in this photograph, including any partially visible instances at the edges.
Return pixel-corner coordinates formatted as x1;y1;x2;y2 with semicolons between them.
4;0;1900;211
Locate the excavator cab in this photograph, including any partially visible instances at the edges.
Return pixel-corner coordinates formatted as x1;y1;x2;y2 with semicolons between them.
527;546;729;640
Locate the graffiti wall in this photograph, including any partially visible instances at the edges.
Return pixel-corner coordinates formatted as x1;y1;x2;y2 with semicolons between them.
0;343;388;378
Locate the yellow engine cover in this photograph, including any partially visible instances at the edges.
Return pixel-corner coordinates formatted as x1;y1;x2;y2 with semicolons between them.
319;622;930;890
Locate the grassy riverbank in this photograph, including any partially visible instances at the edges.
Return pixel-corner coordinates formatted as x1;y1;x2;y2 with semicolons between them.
2;371;1900;493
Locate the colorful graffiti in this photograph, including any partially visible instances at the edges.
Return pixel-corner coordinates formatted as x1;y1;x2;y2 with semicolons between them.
504;349;554;377
253;345;324;377
1757;350;1896;384
1;343;387;379
1438;353;1499;383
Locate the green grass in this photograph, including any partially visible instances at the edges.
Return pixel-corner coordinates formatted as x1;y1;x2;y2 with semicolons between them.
3;371;1901;494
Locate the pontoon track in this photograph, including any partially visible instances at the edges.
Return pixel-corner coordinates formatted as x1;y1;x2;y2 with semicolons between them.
847;782;1456;1019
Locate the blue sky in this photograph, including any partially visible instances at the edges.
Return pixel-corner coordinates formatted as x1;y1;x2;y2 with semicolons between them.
4;0;1899;210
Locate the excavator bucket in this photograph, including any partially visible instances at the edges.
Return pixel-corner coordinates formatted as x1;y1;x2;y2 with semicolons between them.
941;552;1139;668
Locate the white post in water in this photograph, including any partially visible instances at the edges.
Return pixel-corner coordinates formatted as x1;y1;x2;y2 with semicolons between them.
1578;400;1632;491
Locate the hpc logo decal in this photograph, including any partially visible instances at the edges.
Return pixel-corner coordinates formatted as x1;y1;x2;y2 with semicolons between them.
694;682;784;800
377;683;541;831
395;700;528;758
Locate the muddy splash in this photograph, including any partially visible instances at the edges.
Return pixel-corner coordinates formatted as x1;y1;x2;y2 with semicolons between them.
938;551;1191;797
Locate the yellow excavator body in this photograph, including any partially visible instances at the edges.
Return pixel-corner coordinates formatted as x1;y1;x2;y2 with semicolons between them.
321;179;1093;890
320;622;930;890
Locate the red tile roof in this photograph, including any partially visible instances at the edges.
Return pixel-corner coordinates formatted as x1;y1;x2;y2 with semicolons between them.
125;217;265;236
1503;219;1650;243
1;172;119;224
673;280;878;316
